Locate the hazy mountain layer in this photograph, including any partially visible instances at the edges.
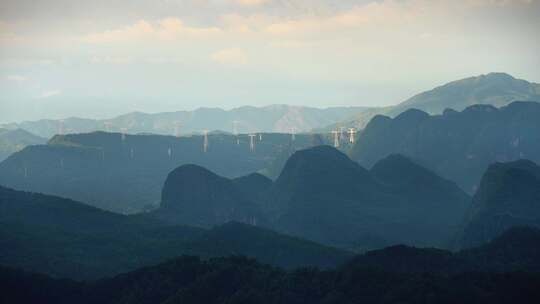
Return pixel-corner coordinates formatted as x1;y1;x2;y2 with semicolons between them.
326;73;540;130
351;101;540;194
2;105;369;138
0;132;321;213
0;128;46;162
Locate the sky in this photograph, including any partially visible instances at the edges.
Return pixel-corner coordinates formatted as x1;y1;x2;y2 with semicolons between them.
0;0;539;123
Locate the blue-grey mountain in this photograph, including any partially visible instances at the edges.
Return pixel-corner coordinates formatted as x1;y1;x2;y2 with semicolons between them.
351;101;540;194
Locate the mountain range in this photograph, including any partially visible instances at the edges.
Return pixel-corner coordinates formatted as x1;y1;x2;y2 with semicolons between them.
0;128;46;162
151;146;470;250
0;184;350;280
1;105;369;139
0;132;323;213
351;101;540;194
264;146;471;249
325;73;540;130
2;227;540;304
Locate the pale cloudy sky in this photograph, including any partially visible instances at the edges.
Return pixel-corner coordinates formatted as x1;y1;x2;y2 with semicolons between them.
1;0;539;123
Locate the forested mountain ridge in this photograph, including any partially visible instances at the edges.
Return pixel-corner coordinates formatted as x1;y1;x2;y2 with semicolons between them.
2;227;540;304
0;185;351;280
351;101;540;194
458;160;540;249
0;131;321;213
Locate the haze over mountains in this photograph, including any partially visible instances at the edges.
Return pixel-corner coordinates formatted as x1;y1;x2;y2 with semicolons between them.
1;72;540;303
1;105;369;139
328;73;540;130
0;132;324;213
0;128;46;162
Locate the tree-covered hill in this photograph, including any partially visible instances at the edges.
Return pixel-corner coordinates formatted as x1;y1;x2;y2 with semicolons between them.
0;185;351;280
458;159;540;249
2;227;540;304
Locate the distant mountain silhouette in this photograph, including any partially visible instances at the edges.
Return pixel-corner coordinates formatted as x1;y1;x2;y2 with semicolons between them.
0;132;320;213
265;146;470;249
458;160;540;248
2;227;540;304
150;165;264;227
351;101;540;193
0;128;46;161
0;185;350;280
324;73;540;130
2;105;369;138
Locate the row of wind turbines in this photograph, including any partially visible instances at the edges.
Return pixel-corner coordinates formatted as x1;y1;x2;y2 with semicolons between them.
56;120;357;154
21;120;359;177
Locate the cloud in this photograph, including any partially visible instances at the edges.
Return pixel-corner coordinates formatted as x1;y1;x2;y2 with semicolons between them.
6;75;28;82
81;18;222;44
210;48;248;66
90;56;133;64
39;90;62;99
233;0;271;6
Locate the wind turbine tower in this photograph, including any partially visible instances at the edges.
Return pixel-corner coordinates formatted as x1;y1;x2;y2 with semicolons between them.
331;130;340;148
120;127;128;141
249;134;256;152
104;122;113;132
291;127;296;141
340;126;346;140
348;128;357;144
232;120;240;136
203;130;209;153
167;147;172;158
174;121;182;137
58;120;65;135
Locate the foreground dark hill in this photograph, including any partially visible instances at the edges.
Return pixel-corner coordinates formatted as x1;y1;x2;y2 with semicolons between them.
3;105;369;138
265;146;470;249
348;227;540;274
352;101;540;193
3;228;540;304
459;160;540;249
330;73;540;130
0;128;46;162
0;131;320;213
0;185;351;280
